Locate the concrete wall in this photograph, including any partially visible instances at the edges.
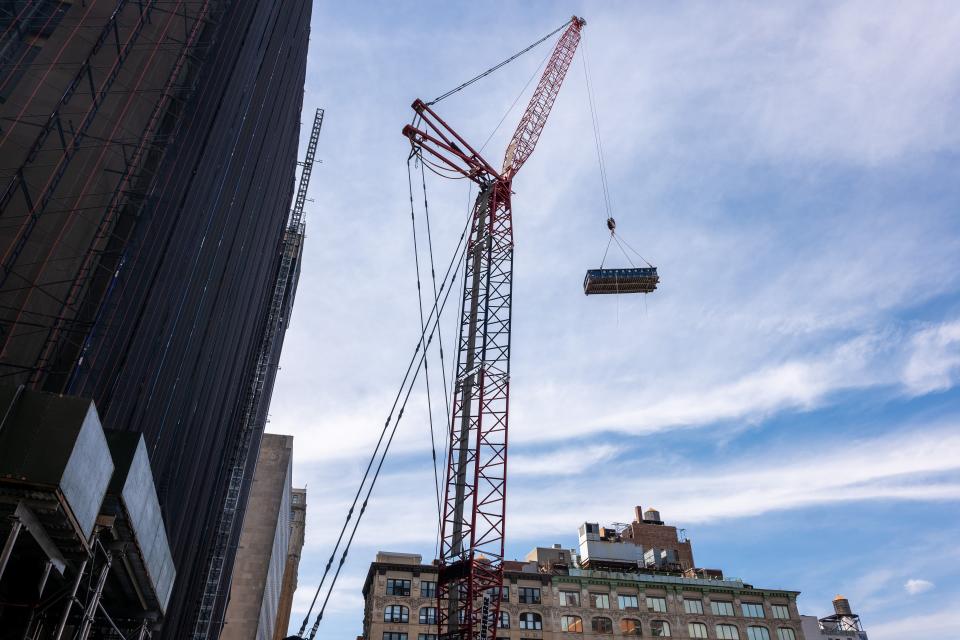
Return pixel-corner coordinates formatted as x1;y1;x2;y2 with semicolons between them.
222;434;293;640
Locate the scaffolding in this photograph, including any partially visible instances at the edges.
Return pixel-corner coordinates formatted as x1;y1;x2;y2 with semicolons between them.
0;0;315;635
190;107;323;639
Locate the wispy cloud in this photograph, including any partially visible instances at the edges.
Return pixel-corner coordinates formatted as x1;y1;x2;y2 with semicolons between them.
903;320;960;395
904;578;935;595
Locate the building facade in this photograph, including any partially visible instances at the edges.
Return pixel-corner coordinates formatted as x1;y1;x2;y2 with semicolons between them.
222;434;294;640
362;507;805;640
274;487;308;640
0;0;312;636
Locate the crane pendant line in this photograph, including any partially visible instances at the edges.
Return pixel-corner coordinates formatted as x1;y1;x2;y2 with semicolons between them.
402;15;584;640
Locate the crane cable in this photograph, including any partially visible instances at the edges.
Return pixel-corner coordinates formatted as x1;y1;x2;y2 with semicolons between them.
580;33;655;270
428;19;571;106
296;199;475;639
407;152;444;555
580;32;614;221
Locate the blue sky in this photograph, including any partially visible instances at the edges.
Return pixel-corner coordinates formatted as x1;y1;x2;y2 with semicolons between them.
266;2;960;638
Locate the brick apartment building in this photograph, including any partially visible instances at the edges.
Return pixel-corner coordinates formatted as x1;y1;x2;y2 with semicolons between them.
362;506;805;640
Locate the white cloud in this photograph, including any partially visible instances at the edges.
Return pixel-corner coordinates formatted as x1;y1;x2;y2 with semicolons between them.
510;444;617;476
869;605;960;640
904;578;935;595
903;321;960;395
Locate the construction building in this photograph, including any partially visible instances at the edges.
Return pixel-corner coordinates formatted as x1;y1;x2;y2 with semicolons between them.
362;506;805;640
221;434;294;640
800;597;868;640
0;0;314;636
274;486;308;640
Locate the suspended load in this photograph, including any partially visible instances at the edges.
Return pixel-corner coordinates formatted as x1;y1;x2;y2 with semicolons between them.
584;217;659;295
584;266;659;295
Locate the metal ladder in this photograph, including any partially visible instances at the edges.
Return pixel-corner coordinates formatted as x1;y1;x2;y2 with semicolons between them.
191;107;324;639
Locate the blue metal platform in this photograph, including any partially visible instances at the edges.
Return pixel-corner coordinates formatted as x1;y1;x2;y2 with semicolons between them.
584;267;659;295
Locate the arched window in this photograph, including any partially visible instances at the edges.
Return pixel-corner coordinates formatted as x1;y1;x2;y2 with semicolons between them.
619;618;641;636
384;605;409;623
591;617;613;634
560;615;583;633
716;624;740;640
650;620;671;637
498;612;510;629
688;622;708;639
419;607;437;625
519;612;542;631
776;629;797;640
747;627;771;640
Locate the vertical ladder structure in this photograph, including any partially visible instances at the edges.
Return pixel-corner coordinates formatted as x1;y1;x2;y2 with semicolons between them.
191;107;324;639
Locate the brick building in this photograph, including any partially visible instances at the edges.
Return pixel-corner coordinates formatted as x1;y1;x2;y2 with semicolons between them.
362;507;805;640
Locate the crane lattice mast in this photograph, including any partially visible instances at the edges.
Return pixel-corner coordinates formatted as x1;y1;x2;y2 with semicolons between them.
402;17;585;640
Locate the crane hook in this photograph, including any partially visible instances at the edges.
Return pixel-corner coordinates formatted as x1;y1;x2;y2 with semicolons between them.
606;217;616;233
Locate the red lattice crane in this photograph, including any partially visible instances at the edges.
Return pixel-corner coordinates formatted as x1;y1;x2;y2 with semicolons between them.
402;16;585;640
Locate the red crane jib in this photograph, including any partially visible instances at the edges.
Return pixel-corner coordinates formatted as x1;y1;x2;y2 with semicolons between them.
401;15;585;640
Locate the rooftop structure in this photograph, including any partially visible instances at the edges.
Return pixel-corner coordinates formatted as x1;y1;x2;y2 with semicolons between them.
578;506;711;577
801;595;869;640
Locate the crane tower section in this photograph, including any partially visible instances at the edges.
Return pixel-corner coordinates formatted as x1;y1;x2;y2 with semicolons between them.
402;16;584;640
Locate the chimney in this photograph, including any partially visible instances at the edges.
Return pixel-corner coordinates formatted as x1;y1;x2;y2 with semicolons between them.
634;506;643;523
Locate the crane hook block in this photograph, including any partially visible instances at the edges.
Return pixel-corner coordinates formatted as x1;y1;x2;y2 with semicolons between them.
607;217;616;232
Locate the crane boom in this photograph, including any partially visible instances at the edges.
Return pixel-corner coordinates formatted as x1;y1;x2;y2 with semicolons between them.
502;17;585;179
402;16;584;640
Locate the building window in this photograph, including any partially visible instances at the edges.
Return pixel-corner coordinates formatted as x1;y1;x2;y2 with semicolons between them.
419;607;437;625
771;605;789;620
384;634;407;640
617;594;639;609
560;590;581;607
684;599;704;614
742;603;765;618
519;612;542;631
387;579;411;596
646;596;667;613
619;619;641;636
716;624;740;640
747;627;771;640
519;587;541;604
421;581;436;598
560;615;583;633
711;601;735;616
776;629;796;640
591;617;613;634
418;635;437;640
688;622;708;639
499;612;510;629
650;620;671;637
590;592;610;609
384;605;409;623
